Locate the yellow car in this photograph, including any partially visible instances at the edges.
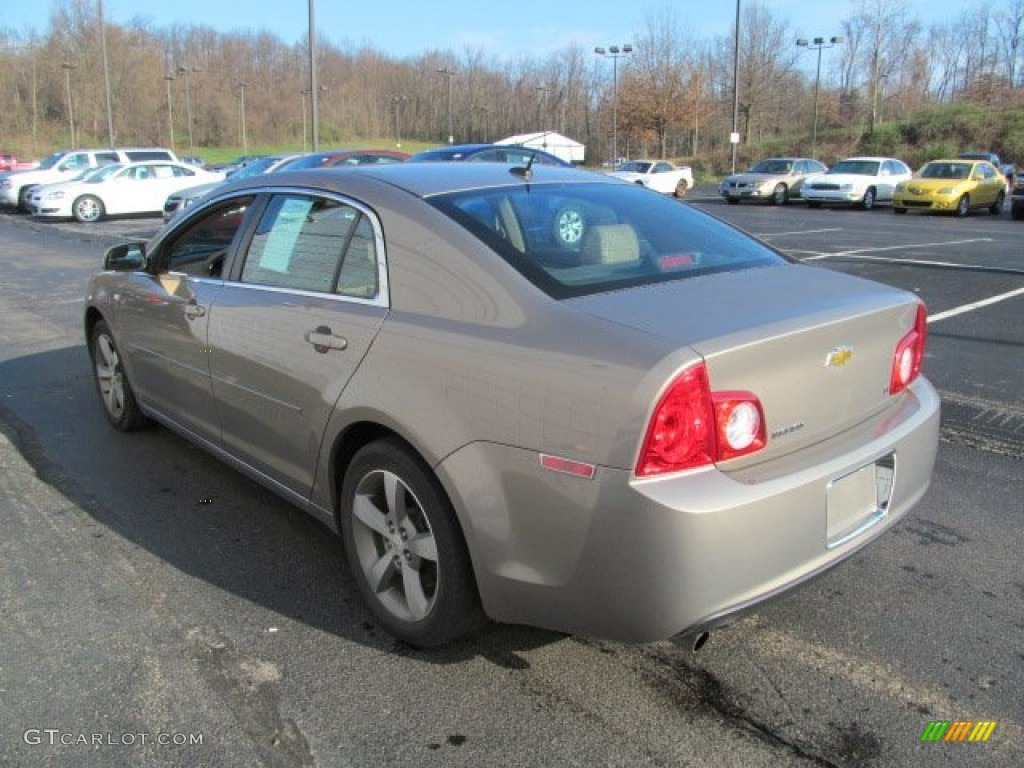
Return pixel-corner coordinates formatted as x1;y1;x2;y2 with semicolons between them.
893;158;1006;216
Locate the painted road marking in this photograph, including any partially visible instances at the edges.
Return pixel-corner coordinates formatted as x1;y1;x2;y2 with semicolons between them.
929;286;1024;323
798;237;994;261
754;228;844;237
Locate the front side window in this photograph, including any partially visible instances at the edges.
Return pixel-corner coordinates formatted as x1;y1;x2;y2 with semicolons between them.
430;182;785;299
240;194;379;298
161;197;254;277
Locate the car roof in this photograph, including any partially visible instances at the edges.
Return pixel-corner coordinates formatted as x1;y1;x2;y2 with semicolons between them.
211;161;608;200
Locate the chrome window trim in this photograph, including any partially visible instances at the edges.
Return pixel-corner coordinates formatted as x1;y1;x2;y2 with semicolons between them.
173;185;390;309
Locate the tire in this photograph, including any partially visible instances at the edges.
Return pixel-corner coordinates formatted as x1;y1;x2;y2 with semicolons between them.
770;184;788;206
552;204;585;249
807;201;821;209
1012;202;1024;221
860;187;876;210
893;206;907;215
73;195;105;223
17;185;34;213
673;179;689;198
726;197;740;205
340;438;484;647
989;191;1004;215
89;320;150;432
956;194;970;218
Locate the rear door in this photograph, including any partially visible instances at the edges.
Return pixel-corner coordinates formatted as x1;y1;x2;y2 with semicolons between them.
208;192;389;495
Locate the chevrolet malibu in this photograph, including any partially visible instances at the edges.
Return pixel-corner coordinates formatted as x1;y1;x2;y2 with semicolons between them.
84;163;939;648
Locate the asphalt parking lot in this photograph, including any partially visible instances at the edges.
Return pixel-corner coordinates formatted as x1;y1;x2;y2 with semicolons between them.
1;189;1022;767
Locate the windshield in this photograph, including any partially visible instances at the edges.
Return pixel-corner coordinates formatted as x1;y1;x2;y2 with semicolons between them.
749;159;793;174
919;162;972;180
230;156;281;178
828;160;880;176
617;161;651;173
429;181;785;299
87;164;127;183
277;154;335;171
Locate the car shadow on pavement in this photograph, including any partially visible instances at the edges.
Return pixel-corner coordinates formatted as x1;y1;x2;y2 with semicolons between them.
0;345;563;664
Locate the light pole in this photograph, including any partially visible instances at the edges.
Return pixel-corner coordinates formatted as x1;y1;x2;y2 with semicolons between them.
437;66;455;144
237;81;248;155
62;62;77;148
594;44;633;170
536;85;548;128
480;105;490;143
176;65;200;152
301;89;309;152
308;0;320;151
390;95;407;148
730;0;740;173
796;36;843;158
163;72;175;150
98;0;115;146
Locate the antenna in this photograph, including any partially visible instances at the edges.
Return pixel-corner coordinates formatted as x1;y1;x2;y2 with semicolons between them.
510;152;536;181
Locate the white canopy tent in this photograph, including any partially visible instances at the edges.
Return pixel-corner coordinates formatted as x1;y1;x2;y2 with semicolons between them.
495;131;585;165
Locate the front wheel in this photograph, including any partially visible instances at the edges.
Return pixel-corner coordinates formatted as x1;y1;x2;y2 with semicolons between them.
989;191;1004;215
89;320;150;431
807;201;821;209
860;187;876;210
893;206;907;215
771;184;788;205
956;194;970;218
340;438;483;647
673;179;690;198
73;195;105;223
1012;203;1024;221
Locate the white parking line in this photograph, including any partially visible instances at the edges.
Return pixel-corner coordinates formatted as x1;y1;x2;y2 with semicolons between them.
928;286;1024;324
754;228;844;237
799;237;994;261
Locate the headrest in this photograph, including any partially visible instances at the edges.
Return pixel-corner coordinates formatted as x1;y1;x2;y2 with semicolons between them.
581;224;640;266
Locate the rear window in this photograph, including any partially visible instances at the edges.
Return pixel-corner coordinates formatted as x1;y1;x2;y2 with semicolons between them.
125;150;175;162
428;182;785;299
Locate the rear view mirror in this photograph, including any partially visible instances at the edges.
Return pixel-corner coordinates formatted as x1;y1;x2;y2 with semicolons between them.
104;242;146;271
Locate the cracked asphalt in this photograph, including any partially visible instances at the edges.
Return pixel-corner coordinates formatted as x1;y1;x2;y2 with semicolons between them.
1;203;1021;767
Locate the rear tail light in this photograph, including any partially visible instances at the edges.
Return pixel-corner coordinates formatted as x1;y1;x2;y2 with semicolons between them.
636;363;766;477
889;303;927;395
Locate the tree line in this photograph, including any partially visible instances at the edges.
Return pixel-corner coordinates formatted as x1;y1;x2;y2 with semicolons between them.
1;0;1022;169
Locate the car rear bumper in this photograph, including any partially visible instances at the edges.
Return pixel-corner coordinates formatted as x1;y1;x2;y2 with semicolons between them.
438;377;940;643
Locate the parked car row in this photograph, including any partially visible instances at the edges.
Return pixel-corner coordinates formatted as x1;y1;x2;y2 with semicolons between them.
720;153;1017;218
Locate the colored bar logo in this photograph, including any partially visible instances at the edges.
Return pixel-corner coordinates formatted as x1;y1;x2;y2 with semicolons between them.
921;721;997;742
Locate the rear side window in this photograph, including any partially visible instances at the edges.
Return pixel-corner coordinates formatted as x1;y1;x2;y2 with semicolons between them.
125;150;175;162
240;194;380;299
430;182;785;299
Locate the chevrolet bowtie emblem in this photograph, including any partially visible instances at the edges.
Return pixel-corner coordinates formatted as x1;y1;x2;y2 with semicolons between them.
825;346;854;367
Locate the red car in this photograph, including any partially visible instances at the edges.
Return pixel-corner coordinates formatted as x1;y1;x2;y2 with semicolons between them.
0;153;37;172
277;149;409;171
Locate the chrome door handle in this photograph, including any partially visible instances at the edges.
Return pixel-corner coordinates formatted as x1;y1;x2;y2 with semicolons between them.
304;325;348;353
184;302;206;319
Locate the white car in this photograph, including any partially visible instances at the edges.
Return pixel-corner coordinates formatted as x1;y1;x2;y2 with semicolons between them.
802;156;912;210
608;159;694;197
29;161;225;222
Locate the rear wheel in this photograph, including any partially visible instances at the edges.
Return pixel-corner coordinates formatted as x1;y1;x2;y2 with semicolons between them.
340;438;484;647
770;184;788;205
726;197;740;205
807;201;821;209
956;194;970;218
89;320;150;431
673;179;689;198
989;191;1004;215
893;207;907;215
73;195;105;223
1012;202;1024;221
860;187;876;210
552;204;585;249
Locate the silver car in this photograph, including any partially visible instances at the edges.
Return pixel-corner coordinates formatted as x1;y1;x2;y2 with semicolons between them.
720;157;828;205
85;163;940;648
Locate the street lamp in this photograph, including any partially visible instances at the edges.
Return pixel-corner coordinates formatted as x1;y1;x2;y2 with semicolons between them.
163;72;175;150
176;65;201;152
62;62;77;148
594;44;632;170
536;85;549;128
796;36;843;158
237;81;248;155
480;105;490;143
437;66;455;144
98;0;115;146
730;0;741;173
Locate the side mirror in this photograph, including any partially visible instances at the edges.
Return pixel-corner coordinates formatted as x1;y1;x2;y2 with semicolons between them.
104;242;146;271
